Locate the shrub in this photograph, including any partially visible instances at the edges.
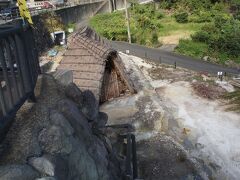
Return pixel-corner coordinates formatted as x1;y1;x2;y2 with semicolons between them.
234;11;240;20
140;38;146;45
151;32;159;46
211;2;226;12
174;11;188;23
191;16;240;59
175;39;208;58
156;11;164;19
214;14;231;28
191;31;211;43
159;0;178;9
189;11;212;23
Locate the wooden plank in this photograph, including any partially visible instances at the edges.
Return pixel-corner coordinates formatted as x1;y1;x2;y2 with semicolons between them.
113;55;136;94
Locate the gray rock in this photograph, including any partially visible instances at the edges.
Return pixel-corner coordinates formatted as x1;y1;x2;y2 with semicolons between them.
88;136;109;180
95;112;108;128
68;138;99;180
65;83;83;105
103;137;113;153
57;99;92;145
35;177;56;180
81;90;99;122
53;69;73;86
29;154;68;180
50;110;74;136
38;125;72;155
0;164;39;180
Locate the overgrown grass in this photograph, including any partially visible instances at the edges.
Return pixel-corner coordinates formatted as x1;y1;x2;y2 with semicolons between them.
176;39;240;65
89;7;205;47
90;2;240;65
157;16;204;37
175;39;208;59
89;11;128;41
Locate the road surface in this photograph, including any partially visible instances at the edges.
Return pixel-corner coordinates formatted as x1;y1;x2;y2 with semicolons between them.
108;41;240;76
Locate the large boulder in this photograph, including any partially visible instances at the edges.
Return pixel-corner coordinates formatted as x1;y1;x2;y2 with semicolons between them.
0;164;39;180
65;83;83;106
88;136;110;180
56;99;92;145
67;138;99;180
38;125;72;155
94;112;108;128
53;69;73;86
49;110;74;136
28;154;68;180
81;90;99;122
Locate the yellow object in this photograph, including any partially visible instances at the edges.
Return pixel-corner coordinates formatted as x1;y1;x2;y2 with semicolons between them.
17;0;33;24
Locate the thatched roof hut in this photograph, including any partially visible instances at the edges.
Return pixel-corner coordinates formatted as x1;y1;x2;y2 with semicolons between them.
58;27;135;103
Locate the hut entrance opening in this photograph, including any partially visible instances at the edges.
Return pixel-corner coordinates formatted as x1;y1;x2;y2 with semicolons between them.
100;56;131;103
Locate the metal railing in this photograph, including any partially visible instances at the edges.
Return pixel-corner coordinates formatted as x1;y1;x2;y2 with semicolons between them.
106;124;138;180
0;23;39;140
0;0;105;24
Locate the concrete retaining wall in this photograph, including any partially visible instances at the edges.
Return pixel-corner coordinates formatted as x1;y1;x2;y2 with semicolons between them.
55;0;125;25
55;1;107;25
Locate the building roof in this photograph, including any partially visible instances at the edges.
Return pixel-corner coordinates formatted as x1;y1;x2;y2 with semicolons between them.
58;27;122;101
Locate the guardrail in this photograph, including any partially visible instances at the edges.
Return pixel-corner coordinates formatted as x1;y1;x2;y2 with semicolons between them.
0;23;39;140
0;0;105;24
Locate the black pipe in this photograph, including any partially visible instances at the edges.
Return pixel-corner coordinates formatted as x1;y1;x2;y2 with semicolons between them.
131;134;138;179
125;134;132;178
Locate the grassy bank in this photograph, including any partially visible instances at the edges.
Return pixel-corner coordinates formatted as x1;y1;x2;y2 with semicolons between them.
89;5;205;47
90;2;240;66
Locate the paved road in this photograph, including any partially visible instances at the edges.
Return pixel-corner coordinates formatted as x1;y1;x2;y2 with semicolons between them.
108;41;240;76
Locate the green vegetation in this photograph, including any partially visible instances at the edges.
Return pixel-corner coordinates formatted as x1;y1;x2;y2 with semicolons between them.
174;11;188;23
90;4;164;47
90;3;204;47
40;12;64;32
89;12;128;41
90;0;240;65
175;39;208;59
176;13;240;65
163;0;240;65
157;16;203;36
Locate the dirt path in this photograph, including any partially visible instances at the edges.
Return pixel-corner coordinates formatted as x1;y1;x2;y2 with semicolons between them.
159;31;191;45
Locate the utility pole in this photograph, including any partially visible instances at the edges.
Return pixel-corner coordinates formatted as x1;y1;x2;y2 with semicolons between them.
124;0;131;43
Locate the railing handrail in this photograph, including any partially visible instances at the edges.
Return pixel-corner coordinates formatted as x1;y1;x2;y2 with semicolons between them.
0;0;106;25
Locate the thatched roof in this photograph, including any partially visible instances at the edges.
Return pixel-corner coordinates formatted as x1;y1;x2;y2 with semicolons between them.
58;27;135;101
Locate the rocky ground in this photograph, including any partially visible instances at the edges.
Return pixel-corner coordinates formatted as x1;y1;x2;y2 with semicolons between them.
0;73;125;180
100;52;240;180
